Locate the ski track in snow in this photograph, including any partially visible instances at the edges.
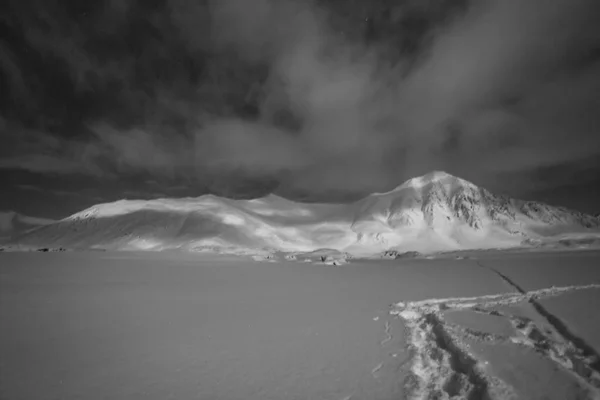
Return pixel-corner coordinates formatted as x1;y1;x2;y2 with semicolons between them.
391;276;600;400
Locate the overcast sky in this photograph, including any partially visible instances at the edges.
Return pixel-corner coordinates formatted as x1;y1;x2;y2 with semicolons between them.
1;0;600;218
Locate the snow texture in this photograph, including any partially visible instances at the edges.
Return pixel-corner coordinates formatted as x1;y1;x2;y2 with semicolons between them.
392;278;600;400
2;250;600;400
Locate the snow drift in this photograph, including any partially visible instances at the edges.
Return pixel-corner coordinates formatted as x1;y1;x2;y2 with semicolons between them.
10;172;600;255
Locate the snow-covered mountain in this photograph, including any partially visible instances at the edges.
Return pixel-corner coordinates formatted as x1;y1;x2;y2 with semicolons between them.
0;211;55;241
11;172;600;255
347;171;599;254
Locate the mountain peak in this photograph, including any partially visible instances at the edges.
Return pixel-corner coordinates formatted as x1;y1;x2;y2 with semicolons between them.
392;170;470;192
423;170;454;179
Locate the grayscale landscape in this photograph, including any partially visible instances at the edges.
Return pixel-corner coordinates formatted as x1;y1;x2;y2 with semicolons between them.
2;170;600;399
2;170;600;400
2;0;600;398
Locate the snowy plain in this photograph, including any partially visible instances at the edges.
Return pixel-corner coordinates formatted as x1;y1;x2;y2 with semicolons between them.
1;249;600;400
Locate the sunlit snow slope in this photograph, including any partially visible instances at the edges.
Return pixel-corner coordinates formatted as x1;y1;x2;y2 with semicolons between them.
13;172;600;254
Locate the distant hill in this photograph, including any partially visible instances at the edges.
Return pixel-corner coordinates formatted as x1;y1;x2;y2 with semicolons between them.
0;211;55;242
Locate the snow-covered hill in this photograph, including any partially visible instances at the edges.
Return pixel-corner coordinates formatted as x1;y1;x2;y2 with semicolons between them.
11;172;600;255
0;211;55;242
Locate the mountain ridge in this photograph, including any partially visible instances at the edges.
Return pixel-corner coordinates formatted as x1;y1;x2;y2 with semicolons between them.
9;172;600;255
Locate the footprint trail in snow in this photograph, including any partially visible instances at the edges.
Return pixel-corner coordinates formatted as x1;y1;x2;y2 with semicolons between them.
391;281;600;400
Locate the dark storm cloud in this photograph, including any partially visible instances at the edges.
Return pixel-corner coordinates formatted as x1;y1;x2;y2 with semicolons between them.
1;0;599;204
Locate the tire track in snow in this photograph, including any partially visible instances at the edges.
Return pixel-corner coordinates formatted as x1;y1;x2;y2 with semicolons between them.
448;310;600;393
476;261;600;387
391;282;600;399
